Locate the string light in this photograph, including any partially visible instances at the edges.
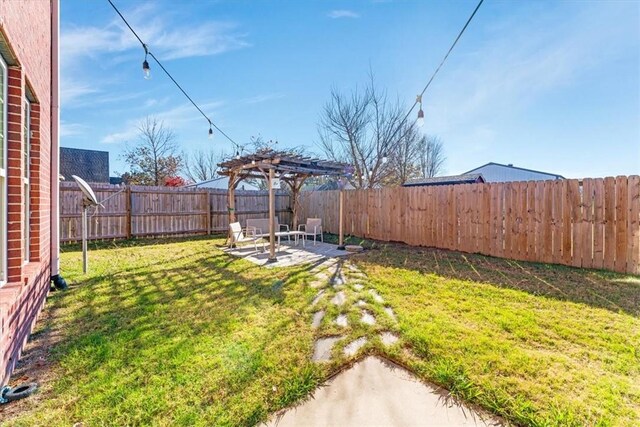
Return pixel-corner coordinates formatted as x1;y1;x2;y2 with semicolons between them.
382;152;388;164
235;150;241;160
386;0;484;142
142;44;151;79
107;0;241;146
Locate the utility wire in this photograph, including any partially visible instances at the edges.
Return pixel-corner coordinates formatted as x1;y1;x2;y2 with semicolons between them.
106;0;241;149
390;0;484;144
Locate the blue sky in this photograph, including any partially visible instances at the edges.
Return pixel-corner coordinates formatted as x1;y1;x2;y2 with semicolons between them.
60;0;640;179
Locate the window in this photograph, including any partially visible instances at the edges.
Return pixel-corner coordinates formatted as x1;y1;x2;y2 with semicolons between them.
23;98;30;264
0;56;6;284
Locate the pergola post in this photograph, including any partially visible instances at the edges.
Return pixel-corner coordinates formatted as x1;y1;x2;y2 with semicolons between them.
227;172;237;241
267;167;277;263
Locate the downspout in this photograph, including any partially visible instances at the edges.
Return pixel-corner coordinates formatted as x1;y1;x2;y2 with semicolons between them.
50;0;66;289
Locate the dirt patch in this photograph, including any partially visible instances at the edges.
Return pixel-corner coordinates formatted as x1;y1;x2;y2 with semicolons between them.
0;289;63;422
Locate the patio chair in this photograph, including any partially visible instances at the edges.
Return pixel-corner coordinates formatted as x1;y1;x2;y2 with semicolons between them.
298;218;323;245
229;222;265;251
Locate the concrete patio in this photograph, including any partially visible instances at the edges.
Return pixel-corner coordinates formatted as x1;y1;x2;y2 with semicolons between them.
265;356;502;427
223;240;349;267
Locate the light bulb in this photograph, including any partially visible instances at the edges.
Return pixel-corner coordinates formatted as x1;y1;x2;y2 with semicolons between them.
382;154;388;164
251;160;256;165
417;108;425;128
142;60;151;80
208;128;213;139
235;151;240;160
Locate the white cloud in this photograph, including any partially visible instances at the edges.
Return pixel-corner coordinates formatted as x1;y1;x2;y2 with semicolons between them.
101;128;139;145
60;121;88;137
60;3;250;105
61;4;249;66
327;10;360;19
100;100;225;144
60;79;99;105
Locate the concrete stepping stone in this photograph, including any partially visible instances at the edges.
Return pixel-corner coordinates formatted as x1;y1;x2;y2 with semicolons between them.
344;337;367;356
310;279;325;289
361;310;376;325
384;306;397;321
369;289;384;303
331;291;346;306
355;299;367;307
331;275;346;287
353;283;364;291
312;336;342;362
311;290;325;307
311;310;325;329
335;314;348;327
380;331;399;346
315;272;329;281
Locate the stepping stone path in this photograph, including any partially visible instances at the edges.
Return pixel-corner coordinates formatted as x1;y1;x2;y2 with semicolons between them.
335;314;348;327
331;291;346;306
311;290;325;307
308;260;399;365
344;337;367;356
311;310;325;329
313;336;343;362
361;310;376;325
369;289;384;303
380;331;399;346
384;306;396;321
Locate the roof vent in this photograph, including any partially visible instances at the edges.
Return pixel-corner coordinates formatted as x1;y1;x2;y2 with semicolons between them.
507;163;513;167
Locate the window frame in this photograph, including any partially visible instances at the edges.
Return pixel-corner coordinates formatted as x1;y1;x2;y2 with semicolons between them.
0;55;7;286
23;98;30;264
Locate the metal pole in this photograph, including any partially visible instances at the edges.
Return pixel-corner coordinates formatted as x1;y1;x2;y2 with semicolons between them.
337;188;345;250
267;168;277;262
82;205;88;274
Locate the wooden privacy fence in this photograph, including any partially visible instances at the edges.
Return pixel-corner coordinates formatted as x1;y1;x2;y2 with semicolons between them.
299;176;640;274
60;182;292;243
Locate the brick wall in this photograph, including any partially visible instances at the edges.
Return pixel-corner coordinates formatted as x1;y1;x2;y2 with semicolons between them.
0;0;55;384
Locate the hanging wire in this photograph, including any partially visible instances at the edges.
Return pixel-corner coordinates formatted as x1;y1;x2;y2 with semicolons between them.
106;0;241;150
388;0;485;144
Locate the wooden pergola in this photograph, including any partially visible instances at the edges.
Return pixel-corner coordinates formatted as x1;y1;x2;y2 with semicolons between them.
218;149;350;262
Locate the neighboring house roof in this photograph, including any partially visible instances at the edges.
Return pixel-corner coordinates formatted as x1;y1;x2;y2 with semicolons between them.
60;147;109;183
403;173;485;187
464;162;564;183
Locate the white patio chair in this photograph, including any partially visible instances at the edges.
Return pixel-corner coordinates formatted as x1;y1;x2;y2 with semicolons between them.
298;218;323;245
229;222;265;251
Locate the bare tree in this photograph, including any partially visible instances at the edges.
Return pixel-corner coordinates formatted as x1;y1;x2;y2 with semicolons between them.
385;125;422;185
120;117;182;186
417;135;446;178
318;74;421;188
184;148;221;183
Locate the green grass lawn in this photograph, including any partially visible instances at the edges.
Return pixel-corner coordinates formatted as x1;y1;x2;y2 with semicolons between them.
2;236;639;426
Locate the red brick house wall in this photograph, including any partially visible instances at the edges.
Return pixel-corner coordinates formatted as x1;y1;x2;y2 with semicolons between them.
0;0;57;384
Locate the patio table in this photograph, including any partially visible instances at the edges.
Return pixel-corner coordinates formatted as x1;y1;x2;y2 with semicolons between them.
274;231;306;248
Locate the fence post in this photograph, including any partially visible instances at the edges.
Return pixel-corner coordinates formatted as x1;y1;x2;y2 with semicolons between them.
206;190;211;235
125;186;132;239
